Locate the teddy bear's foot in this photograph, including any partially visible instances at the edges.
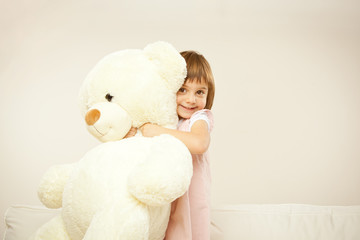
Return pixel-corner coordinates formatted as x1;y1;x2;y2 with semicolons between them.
29;215;70;240
83;201;150;240
128;134;192;206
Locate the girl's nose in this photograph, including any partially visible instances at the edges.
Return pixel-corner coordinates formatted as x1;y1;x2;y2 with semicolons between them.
186;94;196;103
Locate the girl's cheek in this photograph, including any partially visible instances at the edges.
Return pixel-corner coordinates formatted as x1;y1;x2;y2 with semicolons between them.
176;95;184;104
199;98;207;109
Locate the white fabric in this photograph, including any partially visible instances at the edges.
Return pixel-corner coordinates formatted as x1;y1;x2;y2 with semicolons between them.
210;204;360;240
3;205;60;240
188;110;211;131
3;204;360;240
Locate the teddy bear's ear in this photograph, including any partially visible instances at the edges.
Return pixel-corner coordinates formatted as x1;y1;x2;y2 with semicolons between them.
144;41;187;92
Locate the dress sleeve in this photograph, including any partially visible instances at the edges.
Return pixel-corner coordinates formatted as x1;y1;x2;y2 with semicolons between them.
189;109;214;132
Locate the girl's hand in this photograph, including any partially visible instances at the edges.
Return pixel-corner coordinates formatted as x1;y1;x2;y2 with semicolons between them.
124;127;137;138
139;123;164;137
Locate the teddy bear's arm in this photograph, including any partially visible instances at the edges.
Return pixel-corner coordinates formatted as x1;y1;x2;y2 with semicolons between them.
38;163;75;209
128;135;192;206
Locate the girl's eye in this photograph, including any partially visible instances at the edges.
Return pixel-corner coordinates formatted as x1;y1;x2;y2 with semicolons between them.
178;88;186;93
196;90;205;95
105;93;113;102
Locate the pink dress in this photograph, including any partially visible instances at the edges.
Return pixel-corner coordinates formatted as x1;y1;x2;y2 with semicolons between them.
164;109;214;240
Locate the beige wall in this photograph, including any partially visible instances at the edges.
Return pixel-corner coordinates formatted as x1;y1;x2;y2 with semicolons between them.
1;0;360;236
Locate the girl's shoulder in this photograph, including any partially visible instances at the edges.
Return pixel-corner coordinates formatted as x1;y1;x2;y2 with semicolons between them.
189;109;214;132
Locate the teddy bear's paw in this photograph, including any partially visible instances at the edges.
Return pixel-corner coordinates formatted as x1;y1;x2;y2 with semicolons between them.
83;202;150;240
38;164;75;209
29;215;70;240
128;135;192;206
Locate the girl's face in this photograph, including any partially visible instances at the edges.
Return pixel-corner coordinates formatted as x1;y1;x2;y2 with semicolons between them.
176;79;208;119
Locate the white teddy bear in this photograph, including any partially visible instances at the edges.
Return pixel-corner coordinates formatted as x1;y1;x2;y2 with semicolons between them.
30;42;192;240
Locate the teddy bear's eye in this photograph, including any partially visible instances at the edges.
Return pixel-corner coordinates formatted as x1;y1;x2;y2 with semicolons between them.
105;93;113;102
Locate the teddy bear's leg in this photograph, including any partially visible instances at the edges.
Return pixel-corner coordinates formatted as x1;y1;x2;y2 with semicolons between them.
29;215;70;240
128;135;193;206
83;201;150;240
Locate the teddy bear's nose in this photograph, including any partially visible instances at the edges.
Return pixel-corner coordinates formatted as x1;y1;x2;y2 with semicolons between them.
85;109;101;126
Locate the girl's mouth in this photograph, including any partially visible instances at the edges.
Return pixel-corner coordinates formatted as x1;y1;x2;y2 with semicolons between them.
180;105;196;111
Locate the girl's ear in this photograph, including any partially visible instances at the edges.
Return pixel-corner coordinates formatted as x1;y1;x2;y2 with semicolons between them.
144;41;187;92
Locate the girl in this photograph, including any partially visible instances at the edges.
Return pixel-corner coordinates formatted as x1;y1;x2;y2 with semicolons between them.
139;50;215;240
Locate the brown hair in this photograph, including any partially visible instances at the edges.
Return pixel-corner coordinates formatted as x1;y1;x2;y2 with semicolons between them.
180;51;215;110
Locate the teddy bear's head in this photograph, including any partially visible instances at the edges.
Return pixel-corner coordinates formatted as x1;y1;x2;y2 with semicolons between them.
78;42;186;142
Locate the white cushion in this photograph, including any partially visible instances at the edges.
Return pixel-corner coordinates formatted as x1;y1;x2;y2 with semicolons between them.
210;204;360;240
3;205;60;240
4;204;360;240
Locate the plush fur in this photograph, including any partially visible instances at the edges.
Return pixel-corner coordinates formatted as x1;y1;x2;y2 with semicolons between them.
30;42;192;240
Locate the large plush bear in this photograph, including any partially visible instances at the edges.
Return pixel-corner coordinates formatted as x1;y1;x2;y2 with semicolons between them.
30;42;192;240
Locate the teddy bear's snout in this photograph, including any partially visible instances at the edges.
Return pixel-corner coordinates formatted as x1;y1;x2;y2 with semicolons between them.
85;109;101;126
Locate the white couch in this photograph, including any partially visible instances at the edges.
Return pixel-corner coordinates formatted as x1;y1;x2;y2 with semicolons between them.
3;204;360;240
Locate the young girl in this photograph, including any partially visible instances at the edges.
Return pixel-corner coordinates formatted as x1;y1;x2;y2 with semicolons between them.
139;50;215;240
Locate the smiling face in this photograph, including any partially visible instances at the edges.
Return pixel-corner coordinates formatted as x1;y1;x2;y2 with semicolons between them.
176;79;208;119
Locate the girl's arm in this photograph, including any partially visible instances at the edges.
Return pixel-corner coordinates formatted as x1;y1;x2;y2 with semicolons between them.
124;127;137;138
140;120;210;154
